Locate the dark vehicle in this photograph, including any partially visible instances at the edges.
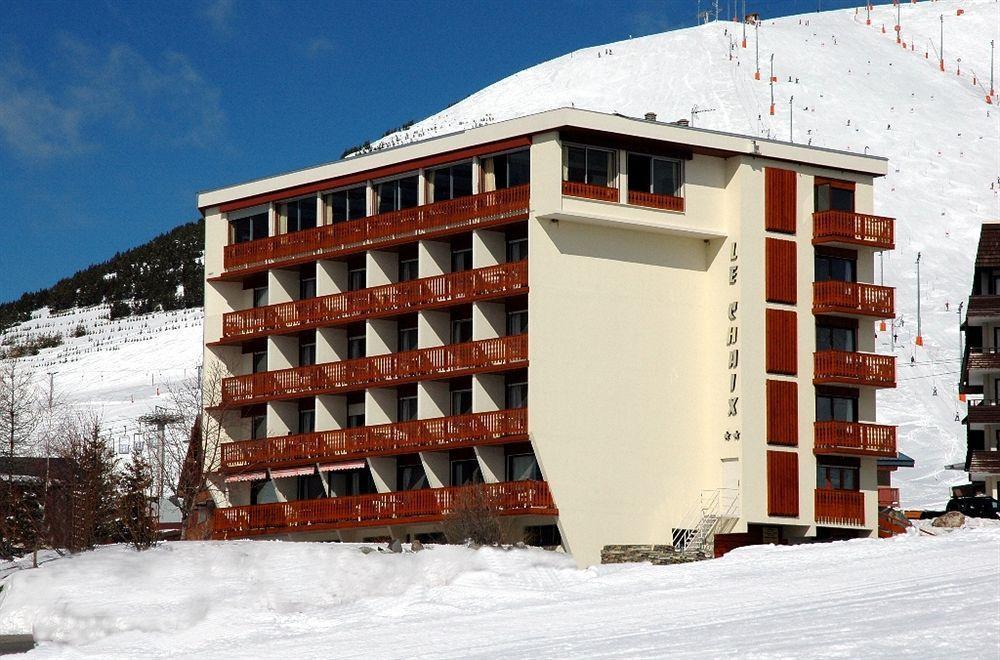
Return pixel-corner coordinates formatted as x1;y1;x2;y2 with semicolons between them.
945;496;1000;520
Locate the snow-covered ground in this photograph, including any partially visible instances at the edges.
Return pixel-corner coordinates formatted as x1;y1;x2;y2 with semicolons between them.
1;526;997;658
1;305;202;457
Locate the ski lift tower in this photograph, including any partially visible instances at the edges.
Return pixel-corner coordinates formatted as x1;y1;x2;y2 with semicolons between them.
138;407;185;519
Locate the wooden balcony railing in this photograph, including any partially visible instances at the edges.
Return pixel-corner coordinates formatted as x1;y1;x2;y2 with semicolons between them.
626;190;685;212
221;261;528;342
813;281;895;319
211;480;557;539
814;350;896;388
221;408;528;473
221;334;528;406
814;421;897;457
812;210;895;250
878;487;900;508
966;399;1000;425
815;488;865;526
222;185;529;273
561;180;619;202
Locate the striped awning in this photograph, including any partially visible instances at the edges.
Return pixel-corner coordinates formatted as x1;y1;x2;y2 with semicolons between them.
225;471;266;483
319;460;367;472
224;460;366;483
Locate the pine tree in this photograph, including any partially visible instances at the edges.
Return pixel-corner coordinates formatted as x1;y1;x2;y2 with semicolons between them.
119;451;157;550
60;419;119;552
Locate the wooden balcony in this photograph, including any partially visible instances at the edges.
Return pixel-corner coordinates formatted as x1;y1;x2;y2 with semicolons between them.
878;487;900;508
812;210;895;250
220;335;528;406
211;480;557;539
814;350;896;388
221;185;529;275
812;281;894;319
561;180;619;202
221;408;528;473
815;488;865;526
626;190;684;212
814;421;897;457
969;450;1000;476
966;399;1000;425
220;261;527;343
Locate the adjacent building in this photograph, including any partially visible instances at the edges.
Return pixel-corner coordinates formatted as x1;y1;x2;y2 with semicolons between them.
960;223;1000;500
197;108;899;564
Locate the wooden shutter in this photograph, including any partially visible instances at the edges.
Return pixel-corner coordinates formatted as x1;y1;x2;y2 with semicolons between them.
765;238;797;304
765;168;797;233
766;309;797;375
766;380;798;446
767;450;799;517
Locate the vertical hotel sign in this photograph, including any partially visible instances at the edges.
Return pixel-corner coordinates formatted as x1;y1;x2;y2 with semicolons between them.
726;241;740;437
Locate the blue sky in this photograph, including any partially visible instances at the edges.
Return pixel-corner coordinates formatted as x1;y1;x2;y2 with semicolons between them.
0;0;865;303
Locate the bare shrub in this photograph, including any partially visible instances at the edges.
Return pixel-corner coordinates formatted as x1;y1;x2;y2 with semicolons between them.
442;486;519;546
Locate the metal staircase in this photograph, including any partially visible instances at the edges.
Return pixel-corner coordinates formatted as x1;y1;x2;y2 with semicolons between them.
675;488;741;558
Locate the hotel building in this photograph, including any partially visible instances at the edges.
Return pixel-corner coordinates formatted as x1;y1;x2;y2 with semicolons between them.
197;108;898;564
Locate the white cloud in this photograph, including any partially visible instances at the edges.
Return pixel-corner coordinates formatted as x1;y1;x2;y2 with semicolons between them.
305;37;335;59
200;0;235;35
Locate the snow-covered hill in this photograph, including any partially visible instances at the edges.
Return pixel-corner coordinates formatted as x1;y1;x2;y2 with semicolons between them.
367;0;1000;507
2;305;202;456
2;527;998;657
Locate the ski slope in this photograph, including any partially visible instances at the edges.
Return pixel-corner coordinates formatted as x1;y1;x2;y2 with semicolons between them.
1;526;998;658
366;0;1000;508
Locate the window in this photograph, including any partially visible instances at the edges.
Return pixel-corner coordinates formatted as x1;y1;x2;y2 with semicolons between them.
398;321;418;353
252;350;267;374
339;468;376;496
506;453;541;481
627;153;682;196
298;337;316;366
483;150;530;191
450;458;482;486
250;414;266;440
376;175;419;214
564;145;615;187
298;405;315;434
451;236;473;273
299;268;317;300
816;325;856;352
451;379;472;415
399;246;419;282
296;473;325;500
451;310;472;344
283;198;317;233
347;396;365;429
397;459;428;491
429;162;473;202
507;307;528;336
252;286;268;308
505;376;527;409
817;457;860;490
347;257;366;291
397;386;418;422
506;227;527;262
324;185;367;223
816;394;857;422
524;524;561;547
230;212;268;244
347;332;366;360
815;253;856;282
815;182;855;212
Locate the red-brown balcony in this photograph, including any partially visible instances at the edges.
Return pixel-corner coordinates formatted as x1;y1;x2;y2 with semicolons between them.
562;180;619;202
219;261;528;343
969;450;1000;476
220;185;529;275
812;210;895;250
815;488;865;526
814;421;897;457
221;408;528;473
220;335;528;406
626;190;685;212
814;350;896;388
211;480;557;539
966;399;1000;425
813;281;894;319
878;487;900;508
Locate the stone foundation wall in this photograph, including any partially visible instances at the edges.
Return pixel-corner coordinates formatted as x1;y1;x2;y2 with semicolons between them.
600;544;708;565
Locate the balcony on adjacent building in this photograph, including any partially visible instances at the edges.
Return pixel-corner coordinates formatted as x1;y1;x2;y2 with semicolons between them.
812;210;895;250
219;261;528;343
220;335;528;406
812;281;894;319
878;486;900;508
561;180;619;202
221;408;528;473
814;350;896;388
220;185;529;275
211;480;557;539
814;488;865;526
814;421;897;457
968;450;1000;476
965;399;1000;425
